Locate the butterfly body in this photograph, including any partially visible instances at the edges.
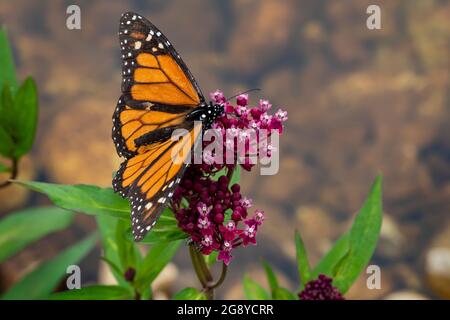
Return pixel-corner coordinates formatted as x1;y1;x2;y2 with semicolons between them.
185;101;224;129
112;12;223;241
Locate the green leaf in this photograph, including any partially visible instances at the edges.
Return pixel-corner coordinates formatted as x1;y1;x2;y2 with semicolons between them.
49;285;133;300
14;181;129;219
134;240;182;293
96;215;130;287
100;256;123;279
0;86;15;159
230;165;241;186
262;261;279;295
12;77;38;158
332;176;383;293
116;219;139;271
16;180;187;246
0;29;18;92
295;230;311;290
129;208;188;244
0;206;74;263
0;125;14;158
0;84;14;130
243;275;270;300
2;234;97;300
173;287;207;300
311;234;350;279
272;287;298;300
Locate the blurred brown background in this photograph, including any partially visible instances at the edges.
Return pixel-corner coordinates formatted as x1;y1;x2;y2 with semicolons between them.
0;0;449;299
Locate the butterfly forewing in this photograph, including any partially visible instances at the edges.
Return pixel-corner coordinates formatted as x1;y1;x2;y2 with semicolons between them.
118;12;204;107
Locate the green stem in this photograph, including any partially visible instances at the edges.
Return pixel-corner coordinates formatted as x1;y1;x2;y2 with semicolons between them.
226;166;235;185
189;245;208;288
0;157;18;189
209;263;228;289
189;245;229;300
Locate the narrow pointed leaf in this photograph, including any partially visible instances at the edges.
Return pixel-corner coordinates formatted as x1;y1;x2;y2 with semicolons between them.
2;234;97;300
0;206;74;263
12;77;38;158
295;230;311;290
14;181;129;219
173;287;207;300
49;285;133;300
0;29;18;92
332;176;383;293
243;275;270;300
135;240;182;292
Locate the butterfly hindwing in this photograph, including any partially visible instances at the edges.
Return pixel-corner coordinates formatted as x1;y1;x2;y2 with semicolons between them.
113;124;200;241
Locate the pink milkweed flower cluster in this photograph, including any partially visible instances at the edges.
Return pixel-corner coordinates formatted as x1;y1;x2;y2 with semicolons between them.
170;90;287;265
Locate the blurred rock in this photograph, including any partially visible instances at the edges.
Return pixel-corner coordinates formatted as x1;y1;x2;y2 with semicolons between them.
38;97;119;186
426;247;450;299
391;263;422;291
384;291;429;300
295;205;342;265
152;263;179;293
227;0;297;76
378;214;405;258
98;258;116;285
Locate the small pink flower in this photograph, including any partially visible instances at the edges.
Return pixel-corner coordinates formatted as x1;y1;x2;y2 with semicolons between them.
218;250;232;265
260;113;272;126
197;202;212;216
259;99;272;112
198;217;211;229
253;210;265;225
275;108;288;121
236;105;249;117
240;197;253;209
240;224;257;246
236;94;249;106
225;220;236;231
202;235;213;247
210;90;225;103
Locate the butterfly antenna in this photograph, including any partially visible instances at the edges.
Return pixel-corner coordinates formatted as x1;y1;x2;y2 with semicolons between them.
224;88;261;102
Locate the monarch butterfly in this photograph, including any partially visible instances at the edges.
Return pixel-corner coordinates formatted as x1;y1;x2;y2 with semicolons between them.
112;12;224;241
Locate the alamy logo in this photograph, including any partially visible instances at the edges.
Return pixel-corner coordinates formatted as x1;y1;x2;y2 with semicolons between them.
66;5;81;30
366;265;381;289
366;5;382;30
66;265;81;289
